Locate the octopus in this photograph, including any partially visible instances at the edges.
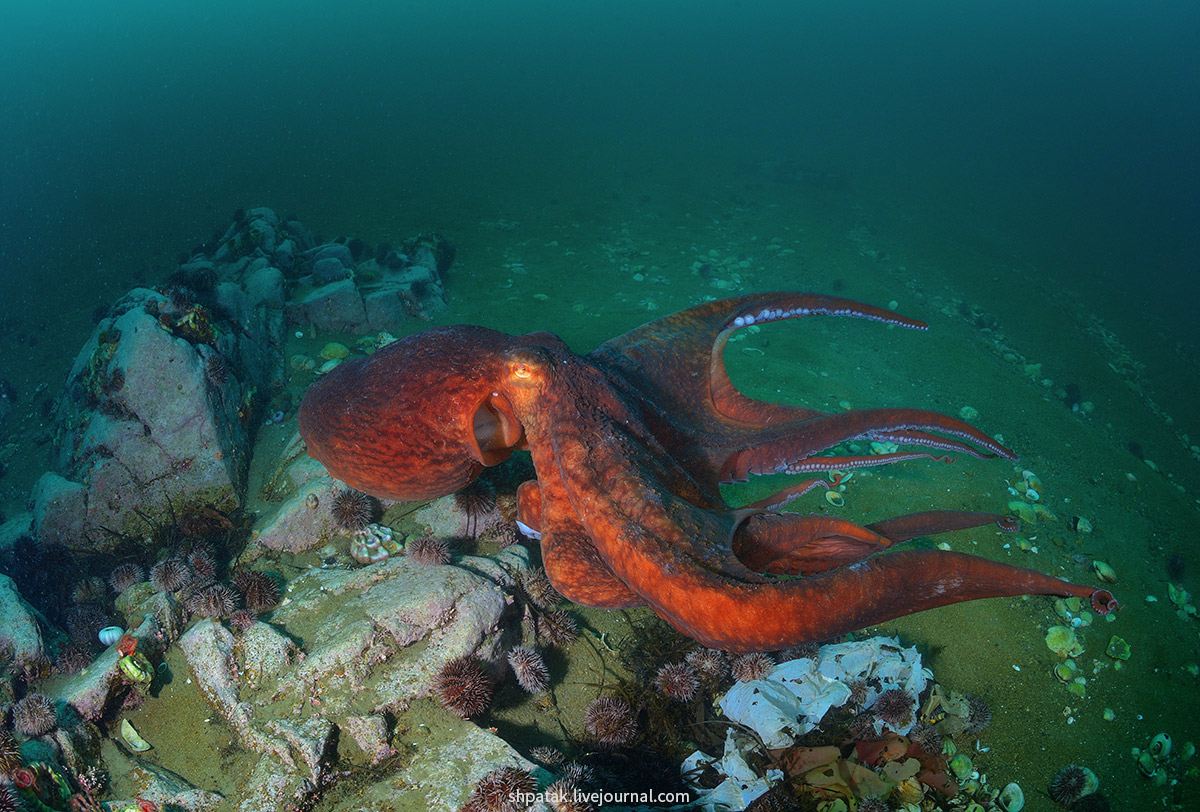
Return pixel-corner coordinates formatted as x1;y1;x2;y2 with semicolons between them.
299;292;1117;653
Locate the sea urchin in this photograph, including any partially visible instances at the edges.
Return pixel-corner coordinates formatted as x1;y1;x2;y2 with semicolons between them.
507;646;550;694
872;688;916;729
583;696;637;747
655;662;700;701
730;652;774;682
331;489;377;531
11;693;57;737
433;657;494;718
1049;763;1098;806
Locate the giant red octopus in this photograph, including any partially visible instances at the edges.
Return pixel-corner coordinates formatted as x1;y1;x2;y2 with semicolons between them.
298;291;1117;653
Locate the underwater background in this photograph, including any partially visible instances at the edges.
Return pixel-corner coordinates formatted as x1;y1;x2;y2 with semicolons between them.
2;0;1199;810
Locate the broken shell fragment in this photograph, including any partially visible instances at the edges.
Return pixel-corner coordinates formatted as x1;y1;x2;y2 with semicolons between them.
120;718;152;751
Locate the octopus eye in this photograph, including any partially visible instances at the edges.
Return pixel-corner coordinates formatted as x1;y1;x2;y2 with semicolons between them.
513;363;533;379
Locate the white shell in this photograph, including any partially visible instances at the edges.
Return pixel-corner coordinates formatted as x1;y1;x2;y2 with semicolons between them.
998;782;1024;812
120;718;152;751
98;626;125;646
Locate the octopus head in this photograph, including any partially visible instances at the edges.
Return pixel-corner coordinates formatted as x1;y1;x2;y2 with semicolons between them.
299;325;532;500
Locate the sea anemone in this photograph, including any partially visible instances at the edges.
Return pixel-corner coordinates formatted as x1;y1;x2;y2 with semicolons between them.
872;688;916;729
433;657;494;718
463;766;536;812
231;570;280;614
186;582;238;618
583;696;637;747
108;563;145;594
331;489;377;531
406;533;451;566
537;610;579;648
0;728;21;775
507;646;550;694
150;558;191;592
730;652;775;682
54;642;95;675
11;693;57;736
65;605;110;645
1049;764;1098;806
962;694;993;735
655;662;700;701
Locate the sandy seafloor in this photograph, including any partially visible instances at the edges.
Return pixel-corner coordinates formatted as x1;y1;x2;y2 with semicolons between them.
2;145;1199;809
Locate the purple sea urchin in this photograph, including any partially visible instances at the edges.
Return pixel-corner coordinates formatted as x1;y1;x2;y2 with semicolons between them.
685;649;729;682
0;728;21;775
1049;763;1097;806
962;693;993;735
54;642;94;675
908;721;943;756
0;787;18;812
108;562;145;593
855;798;890;812
730;652;774;682
232;570;280;613
463;766;536;812
11;693;57;736
655;662;700;701
331;489;376;531
507;646;550;693
186;582;238;618
65;605;110;645
406;533;451;566
872;688;915;729
433;657;493;718
229;609;257;633
150;558;191;592
538;610;579;648
583;696;637;747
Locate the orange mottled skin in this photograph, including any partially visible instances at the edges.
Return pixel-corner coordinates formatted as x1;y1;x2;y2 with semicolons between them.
300;292;1117;652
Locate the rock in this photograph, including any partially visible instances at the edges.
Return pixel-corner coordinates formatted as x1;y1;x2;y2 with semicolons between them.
0;572;45;671
244;266;286;309
285;280;369;333
253;464;343;554
36;282;283;552
309;243;354;269
48;611;176;722
340;714;391;765
121;751;225;811
313;256;351;283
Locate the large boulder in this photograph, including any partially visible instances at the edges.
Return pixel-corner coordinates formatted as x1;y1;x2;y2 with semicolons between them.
34;283;281;552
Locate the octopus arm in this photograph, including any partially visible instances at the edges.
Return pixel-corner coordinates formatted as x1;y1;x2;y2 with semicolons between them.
718;407;1014;484
590;291;926;432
